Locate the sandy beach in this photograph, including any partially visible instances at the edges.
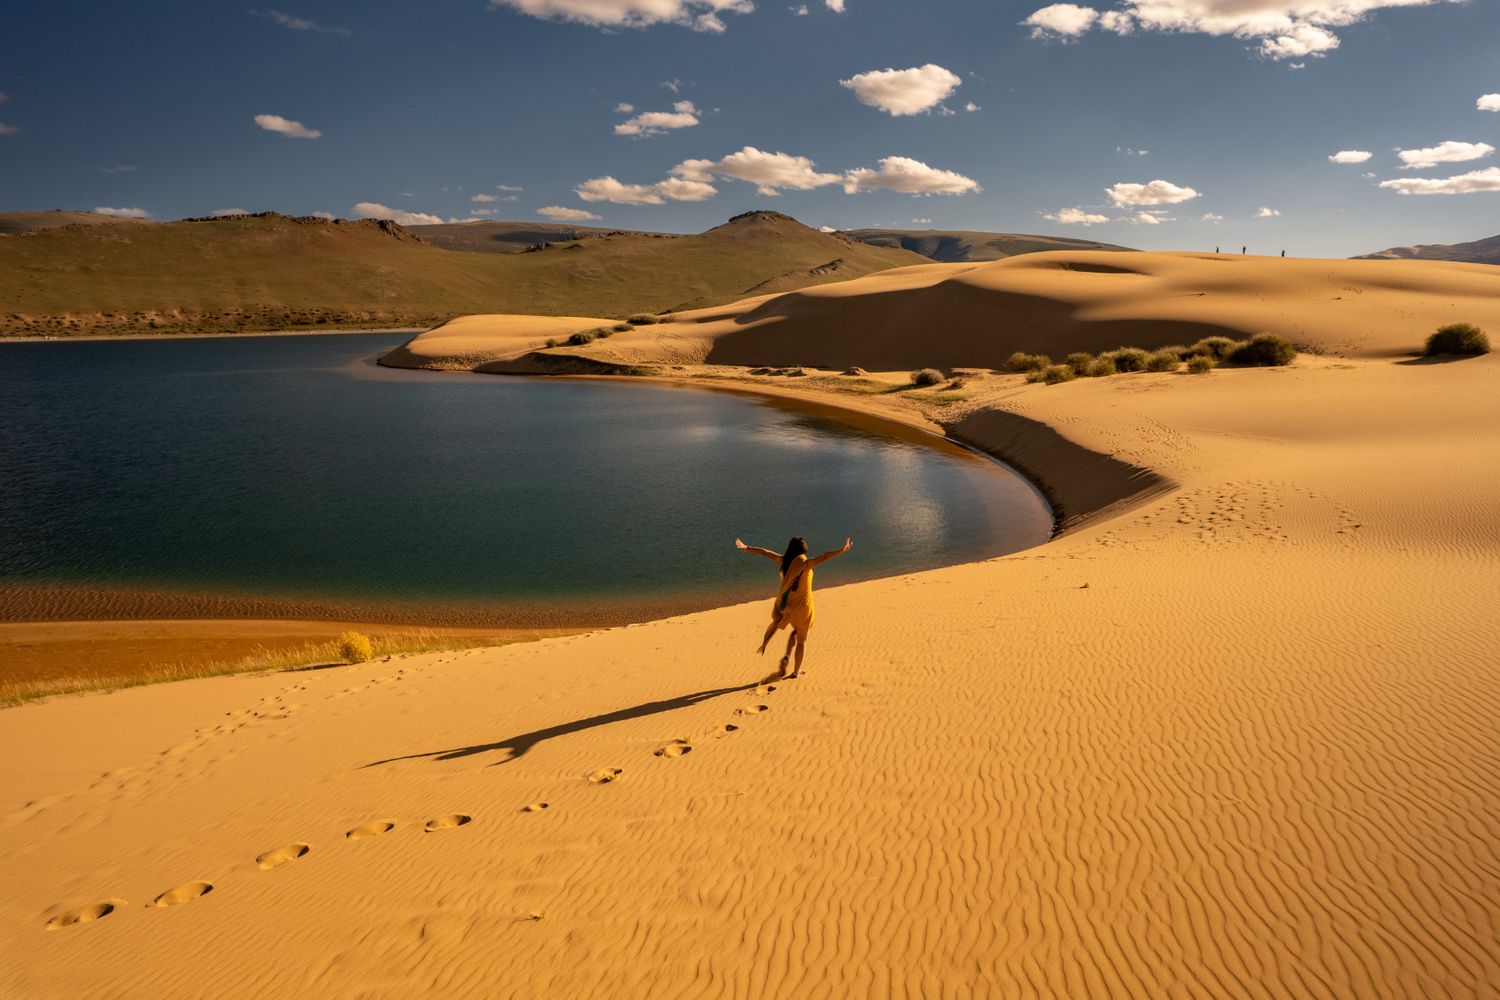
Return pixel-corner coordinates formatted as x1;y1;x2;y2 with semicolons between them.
4;252;1498;997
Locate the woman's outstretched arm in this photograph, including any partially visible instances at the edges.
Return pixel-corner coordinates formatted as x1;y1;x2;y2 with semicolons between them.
735;538;782;562
808;537;853;567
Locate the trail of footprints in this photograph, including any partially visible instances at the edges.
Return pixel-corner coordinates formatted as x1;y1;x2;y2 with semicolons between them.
43;683;779;931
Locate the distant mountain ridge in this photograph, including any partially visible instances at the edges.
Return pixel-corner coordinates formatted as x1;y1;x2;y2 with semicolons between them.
1354;233;1500;266
844;228;1136;262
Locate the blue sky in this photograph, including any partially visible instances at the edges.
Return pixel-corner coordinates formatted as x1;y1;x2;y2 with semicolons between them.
1;0;1497;256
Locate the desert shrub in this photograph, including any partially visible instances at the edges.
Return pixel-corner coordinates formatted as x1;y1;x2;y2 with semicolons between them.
544;338;557;348
566;330;596;346
947;377;967;389
626;313;661;326
1424;323;1490;357
1146;350;1182;373
613;323;632;333
1158;344;1190;360
592;326;614;339
1086;357;1117;377
1064;352;1096;376
843;366;867;376
1104;347;1151;372
911;367;944;387
337;631;373;664
1227;333;1297;367
1005;352;1052;373
1189;336;1239;361
1187;354;1217;374
1027;364;1077;385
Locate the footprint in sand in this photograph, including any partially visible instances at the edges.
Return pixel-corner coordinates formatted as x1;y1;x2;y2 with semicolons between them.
46;900;119;930
587;767;623;785
735;705;770;716
719;724;740;735
520;802;550;813
423;814;472;832
152;881;213;908
654;742;692;758
257;843;310;870
346;820;396;840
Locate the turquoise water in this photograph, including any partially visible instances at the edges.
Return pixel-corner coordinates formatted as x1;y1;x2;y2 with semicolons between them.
0;333;1051;620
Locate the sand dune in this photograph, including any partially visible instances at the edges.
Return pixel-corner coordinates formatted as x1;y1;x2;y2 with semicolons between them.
4;254;1499;997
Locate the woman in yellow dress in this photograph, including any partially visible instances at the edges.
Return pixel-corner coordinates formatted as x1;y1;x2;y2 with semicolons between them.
734;535;852;679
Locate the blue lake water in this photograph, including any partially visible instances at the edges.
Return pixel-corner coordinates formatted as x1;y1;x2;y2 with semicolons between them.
0;333;1052;623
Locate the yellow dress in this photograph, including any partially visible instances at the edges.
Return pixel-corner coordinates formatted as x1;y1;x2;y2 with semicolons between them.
770;555;814;636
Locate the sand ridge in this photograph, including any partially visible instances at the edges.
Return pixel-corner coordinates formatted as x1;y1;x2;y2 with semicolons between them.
3;255;1499;996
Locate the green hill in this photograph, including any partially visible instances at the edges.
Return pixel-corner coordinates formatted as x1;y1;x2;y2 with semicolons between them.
0;210;926;337
844;228;1135;262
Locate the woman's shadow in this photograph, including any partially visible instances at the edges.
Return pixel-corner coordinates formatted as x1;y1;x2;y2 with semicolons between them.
362;682;760;768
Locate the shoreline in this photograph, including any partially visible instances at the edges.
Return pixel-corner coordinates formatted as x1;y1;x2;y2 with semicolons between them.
0;326;423;344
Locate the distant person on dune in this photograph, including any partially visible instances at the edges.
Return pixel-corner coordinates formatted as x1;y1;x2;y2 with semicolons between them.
735;535;852;680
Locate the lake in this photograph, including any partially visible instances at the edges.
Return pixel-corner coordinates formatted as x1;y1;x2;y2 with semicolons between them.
0;333;1052;625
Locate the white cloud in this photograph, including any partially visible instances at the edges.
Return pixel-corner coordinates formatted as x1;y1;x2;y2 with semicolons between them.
575;170;719;204
489;0;752;32
965;102;981;112
1021;1;1458;61
1201;212;1224;222
210;208;249;217
818;225;837;232
826;0;845;10
352;202;443;225
912;217;933;224
1480;94;1500;112
538;205;604;220
1329;149;1372;163
311;211;334;220
253;113;321;139
615;100;700;136
1397;139;1494;170
94;206;151;218
1116;146;1149;156
840;64;961;116
843;156;981;195
251;9;351;34
615;102;635;113
1024;3;1098;37
1132;211;1164;224
677;146;842;195
497;184;523;191
1256;206;1282;217
0;122;20;136
1106;178;1200;206
1045;207;1111;225
471;193;498;202
792;3;809;12
1378;167;1500;196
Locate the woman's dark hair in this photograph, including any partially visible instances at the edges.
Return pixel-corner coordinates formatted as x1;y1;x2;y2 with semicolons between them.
781;536;809;575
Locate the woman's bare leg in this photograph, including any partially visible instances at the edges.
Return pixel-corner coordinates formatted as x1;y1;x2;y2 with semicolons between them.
757;618;780;655
790;632;807;678
777;630;796;676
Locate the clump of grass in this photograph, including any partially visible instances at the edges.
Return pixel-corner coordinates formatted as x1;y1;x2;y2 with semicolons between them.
946;377;967;390
626;313;661;326
1064;352;1096;376
1226;332;1297;367
1103;347;1151;372
612;323;632;333
337;631;373;664
1086;357;1117;377
1158;344;1191;360
1187;353;1217;374
591;326;614;339
910;367;944;387
1145;350;1182;373
566;330;596;346
544;338;557;348
1424;323;1490;357
1005;352;1052;373
1027;364;1077;385
1189;336;1239;361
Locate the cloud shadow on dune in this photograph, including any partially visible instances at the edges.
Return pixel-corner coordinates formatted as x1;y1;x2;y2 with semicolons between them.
361;682;759;768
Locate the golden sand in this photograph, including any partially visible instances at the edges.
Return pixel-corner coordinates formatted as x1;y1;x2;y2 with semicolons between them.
3;253;1498;997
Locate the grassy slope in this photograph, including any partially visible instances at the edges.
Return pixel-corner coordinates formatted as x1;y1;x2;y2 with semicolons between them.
408;220;671;253
0;211;927;336
845;228;1136;262
1354;232;1500;266
0;210;152;234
